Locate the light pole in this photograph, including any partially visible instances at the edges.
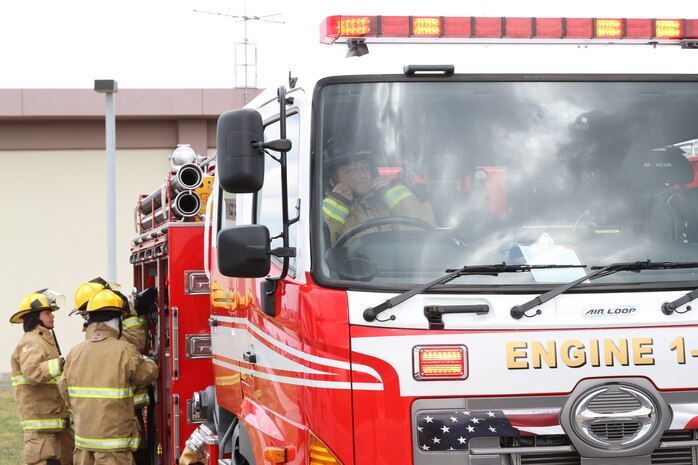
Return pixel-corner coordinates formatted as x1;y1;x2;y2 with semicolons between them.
94;79;118;282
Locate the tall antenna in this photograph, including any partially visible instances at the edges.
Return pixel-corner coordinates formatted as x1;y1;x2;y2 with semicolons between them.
194;1;283;104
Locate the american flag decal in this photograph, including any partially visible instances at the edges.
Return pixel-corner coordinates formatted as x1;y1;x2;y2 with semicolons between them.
416;409;562;452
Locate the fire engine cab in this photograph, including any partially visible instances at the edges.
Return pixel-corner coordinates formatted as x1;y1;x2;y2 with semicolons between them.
133;15;698;465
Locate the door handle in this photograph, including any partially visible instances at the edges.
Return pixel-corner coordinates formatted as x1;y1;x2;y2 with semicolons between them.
243;351;257;364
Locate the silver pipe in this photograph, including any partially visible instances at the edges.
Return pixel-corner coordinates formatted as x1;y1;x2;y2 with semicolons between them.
172;163;204;192
139;184;167;215
138;164;203;215
131;224;168;245
141;208;169;230
140;191;200;231
172;191;201;218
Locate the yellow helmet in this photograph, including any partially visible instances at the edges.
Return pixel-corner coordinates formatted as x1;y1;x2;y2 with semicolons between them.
72;282;106;316
88;276;121;292
86;289;129;316
10;292;58;324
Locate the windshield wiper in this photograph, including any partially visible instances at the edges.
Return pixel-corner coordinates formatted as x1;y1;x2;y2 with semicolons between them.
511;260;698;319
362;263;586;322
661;275;698;316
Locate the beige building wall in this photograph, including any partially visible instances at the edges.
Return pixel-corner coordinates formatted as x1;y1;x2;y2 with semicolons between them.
1;148;172;370
0;87;261;372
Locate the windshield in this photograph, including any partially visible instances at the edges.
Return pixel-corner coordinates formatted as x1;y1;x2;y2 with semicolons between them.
314;78;698;287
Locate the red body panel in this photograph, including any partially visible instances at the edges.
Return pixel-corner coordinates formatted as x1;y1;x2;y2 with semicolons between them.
132;224;213;463
167;225;213;459
210;263;356;465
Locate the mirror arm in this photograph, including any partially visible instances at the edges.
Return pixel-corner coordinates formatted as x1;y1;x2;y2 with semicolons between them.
252;139;292;152
269;247;296;258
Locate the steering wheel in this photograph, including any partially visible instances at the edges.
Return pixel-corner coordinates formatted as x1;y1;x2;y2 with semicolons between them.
334;216;437;248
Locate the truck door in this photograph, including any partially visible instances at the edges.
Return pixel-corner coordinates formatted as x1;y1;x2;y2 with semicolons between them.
167;224;213;460
241;100;302;402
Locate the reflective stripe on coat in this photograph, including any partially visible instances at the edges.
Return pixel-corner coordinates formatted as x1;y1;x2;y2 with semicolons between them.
11;327;69;433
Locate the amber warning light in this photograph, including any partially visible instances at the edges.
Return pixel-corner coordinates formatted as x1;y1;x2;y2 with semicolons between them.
413;346;468;380
320;15;698;45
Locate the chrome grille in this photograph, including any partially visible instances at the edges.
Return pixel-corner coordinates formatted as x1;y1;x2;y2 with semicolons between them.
520;452;580;465
587;389;642;413
652;430;695;465
589;421;641;440
513;431;697;465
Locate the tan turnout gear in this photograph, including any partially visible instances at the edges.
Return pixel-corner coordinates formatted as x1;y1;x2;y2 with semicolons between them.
72;449;135;465
321;146;435;245
73;279;154;463
58;323;157;460
58;289;157;464
11;291;73;465
120;314;149;409
322;180;436;245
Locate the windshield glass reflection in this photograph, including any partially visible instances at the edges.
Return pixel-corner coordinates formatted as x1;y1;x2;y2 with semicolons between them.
315;80;698;286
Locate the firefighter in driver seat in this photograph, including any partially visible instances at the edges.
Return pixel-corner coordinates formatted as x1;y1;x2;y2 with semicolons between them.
59;289;158;465
322;147;436;246
10;290;74;465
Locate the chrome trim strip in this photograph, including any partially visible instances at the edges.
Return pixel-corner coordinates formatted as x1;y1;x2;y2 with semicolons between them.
172;307;179;380
469;445;575;455
469;439;698;456
658;439;698;448
173;394;180;459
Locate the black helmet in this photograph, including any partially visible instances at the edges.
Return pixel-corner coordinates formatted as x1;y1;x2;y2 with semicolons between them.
324;146;373;172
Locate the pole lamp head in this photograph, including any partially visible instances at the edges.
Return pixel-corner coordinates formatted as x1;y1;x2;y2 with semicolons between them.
94;80;118;93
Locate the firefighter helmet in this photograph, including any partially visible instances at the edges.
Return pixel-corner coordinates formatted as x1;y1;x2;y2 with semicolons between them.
85;289;129;316
324;146;376;190
325;146;372;172
88;276;121;292
10;291;59;324
71;282;105;316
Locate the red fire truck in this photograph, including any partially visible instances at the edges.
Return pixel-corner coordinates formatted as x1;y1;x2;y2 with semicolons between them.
132;15;698;465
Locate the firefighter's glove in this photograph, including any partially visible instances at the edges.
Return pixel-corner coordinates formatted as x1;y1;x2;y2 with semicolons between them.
135;287;158;315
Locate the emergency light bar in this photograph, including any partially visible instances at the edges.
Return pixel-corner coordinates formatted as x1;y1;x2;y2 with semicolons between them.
320;15;698;46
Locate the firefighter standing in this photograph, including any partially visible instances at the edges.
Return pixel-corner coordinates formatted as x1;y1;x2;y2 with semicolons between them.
59;289;158;465
72;279;157;465
10;290;74;465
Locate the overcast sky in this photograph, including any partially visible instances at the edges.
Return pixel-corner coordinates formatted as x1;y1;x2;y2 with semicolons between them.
3;1;698;371
2;0;698;90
